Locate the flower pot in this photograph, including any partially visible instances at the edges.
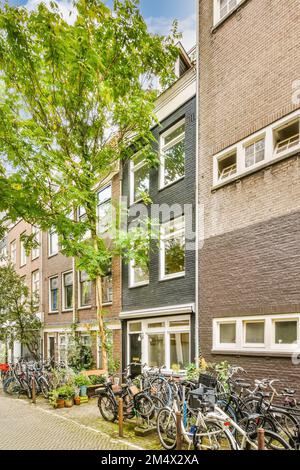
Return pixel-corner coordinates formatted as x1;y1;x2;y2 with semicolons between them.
56;398;65;409
74;396;81;406
64;398;74;408
80;385;87;397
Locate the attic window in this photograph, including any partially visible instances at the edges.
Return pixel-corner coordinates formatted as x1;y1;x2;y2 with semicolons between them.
218;152;237;180
274;119;300;155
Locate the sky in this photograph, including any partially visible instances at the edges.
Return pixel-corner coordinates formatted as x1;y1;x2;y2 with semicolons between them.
7;0;196;50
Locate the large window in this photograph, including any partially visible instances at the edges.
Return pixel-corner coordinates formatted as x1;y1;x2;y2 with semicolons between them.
49;276;59;312
48;228;58;256
31;226;40;260
130;153;149;205
160;216;185;280
20;233;27;267
129;260;149;288
97;185;112;235
128;316;190;371
79;271;92;307
213;315;300;353
160;120;185;189
31;270;40;305
63;272;73;311
59;334;68;364
10;240;16;265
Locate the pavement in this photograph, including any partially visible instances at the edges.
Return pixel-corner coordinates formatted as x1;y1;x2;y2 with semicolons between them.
0;393;147;450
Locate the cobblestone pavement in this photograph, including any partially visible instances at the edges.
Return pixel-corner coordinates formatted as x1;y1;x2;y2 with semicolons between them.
0;394;142;450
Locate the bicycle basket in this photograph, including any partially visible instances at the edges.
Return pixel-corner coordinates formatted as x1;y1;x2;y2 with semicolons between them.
198;373;217;389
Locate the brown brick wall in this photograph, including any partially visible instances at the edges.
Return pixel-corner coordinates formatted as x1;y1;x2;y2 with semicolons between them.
198;0;300;385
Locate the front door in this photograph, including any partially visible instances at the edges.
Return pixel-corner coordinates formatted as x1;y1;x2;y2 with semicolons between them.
129;334;142;378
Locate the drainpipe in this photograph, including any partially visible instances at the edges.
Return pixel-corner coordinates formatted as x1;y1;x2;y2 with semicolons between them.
195;0;200;365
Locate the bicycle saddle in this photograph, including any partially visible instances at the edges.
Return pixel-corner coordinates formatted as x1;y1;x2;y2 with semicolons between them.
283;388;295;395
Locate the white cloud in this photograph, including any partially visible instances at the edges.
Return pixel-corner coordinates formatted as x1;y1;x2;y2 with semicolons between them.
146;15;196;52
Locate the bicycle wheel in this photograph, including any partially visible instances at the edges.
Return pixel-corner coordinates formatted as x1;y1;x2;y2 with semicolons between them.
134;392;154;419
98;395;117;422
157;408;177;450
38;376;50;398
149;395;164;421
3;377;20;395
150;378;172;407
246;429;291;450
196;420;236;451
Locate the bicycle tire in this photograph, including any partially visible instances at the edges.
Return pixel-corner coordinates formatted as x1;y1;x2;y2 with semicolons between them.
98;394;117;422
246;429;292;450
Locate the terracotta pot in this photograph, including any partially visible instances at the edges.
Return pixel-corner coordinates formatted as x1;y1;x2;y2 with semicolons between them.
64;398;74;408
56;398;65;409
74;396;81;406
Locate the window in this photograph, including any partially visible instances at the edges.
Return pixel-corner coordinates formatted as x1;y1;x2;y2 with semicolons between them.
245;138;265;168
102;274;113;304
49;276;59;312
128;316;190;371
160;120;185;188
218;151;237;181
130;153;149;204
214;0;242;24
20;234;27;267
0;244;7;261
10;241;16;264
244;321;265;345
31;226;40;260
213;315;300;353
31;270;40;304
79;271;92;307
274;320;297;345
213;111;300;187
48;228;58;256
160;216;185;280
129;261;149;288
97;185;112;235
220;323;236;344
274;119;300;156
63;272;73;311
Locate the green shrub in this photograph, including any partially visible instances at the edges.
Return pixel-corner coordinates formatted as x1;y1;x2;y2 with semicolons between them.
74;374;91;387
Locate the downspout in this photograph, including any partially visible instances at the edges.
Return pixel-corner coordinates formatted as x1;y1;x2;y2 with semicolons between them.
195;0;200;365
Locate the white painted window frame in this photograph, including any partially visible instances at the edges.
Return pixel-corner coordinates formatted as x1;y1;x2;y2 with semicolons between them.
49;275;59;313
127;314;191;372
129;153;149;206
160;216;185;281
31;269;40;299
159;119;185;190
78;271;92;309
213;111;300;187
20;233;27;267
213;0;243;26
129;259;149;288
31;226;40;260
213;314;300;353
58;333;69;365
47;334;56;361
62;270;73;312
10;240;16;265
97;184;112;235
48;228;59;257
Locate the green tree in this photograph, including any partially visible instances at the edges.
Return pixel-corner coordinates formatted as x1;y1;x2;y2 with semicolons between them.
0;0;179;372
0;263;41;360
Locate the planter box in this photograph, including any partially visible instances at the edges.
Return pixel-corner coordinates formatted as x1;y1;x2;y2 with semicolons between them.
87;384;105;398
80;396;89;404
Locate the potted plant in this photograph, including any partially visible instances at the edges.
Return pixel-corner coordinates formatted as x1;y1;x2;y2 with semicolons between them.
49;389;64;409
74;396;81;406
56;385;75;408
74;374;91;397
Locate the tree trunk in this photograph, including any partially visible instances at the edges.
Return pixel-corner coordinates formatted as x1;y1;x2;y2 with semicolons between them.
95;274;108;373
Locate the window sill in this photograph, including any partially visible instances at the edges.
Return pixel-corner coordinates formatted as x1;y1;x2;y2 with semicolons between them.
48;311;59;315
212;148;300;191
62;309;73;314
102;302;113;307
32;256;39;261
159;273;185;283
212;349;296;358
78;306;92;311
212;0;248;32
48;252;59;259
159;176;185;192
129;282;150;290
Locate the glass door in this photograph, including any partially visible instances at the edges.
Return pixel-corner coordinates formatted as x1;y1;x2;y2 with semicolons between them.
129;334;142;378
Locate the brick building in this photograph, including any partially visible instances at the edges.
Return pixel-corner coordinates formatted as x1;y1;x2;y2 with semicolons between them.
198;0;300;386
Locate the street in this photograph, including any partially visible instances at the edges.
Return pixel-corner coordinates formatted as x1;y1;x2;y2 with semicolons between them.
0;395;137;450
